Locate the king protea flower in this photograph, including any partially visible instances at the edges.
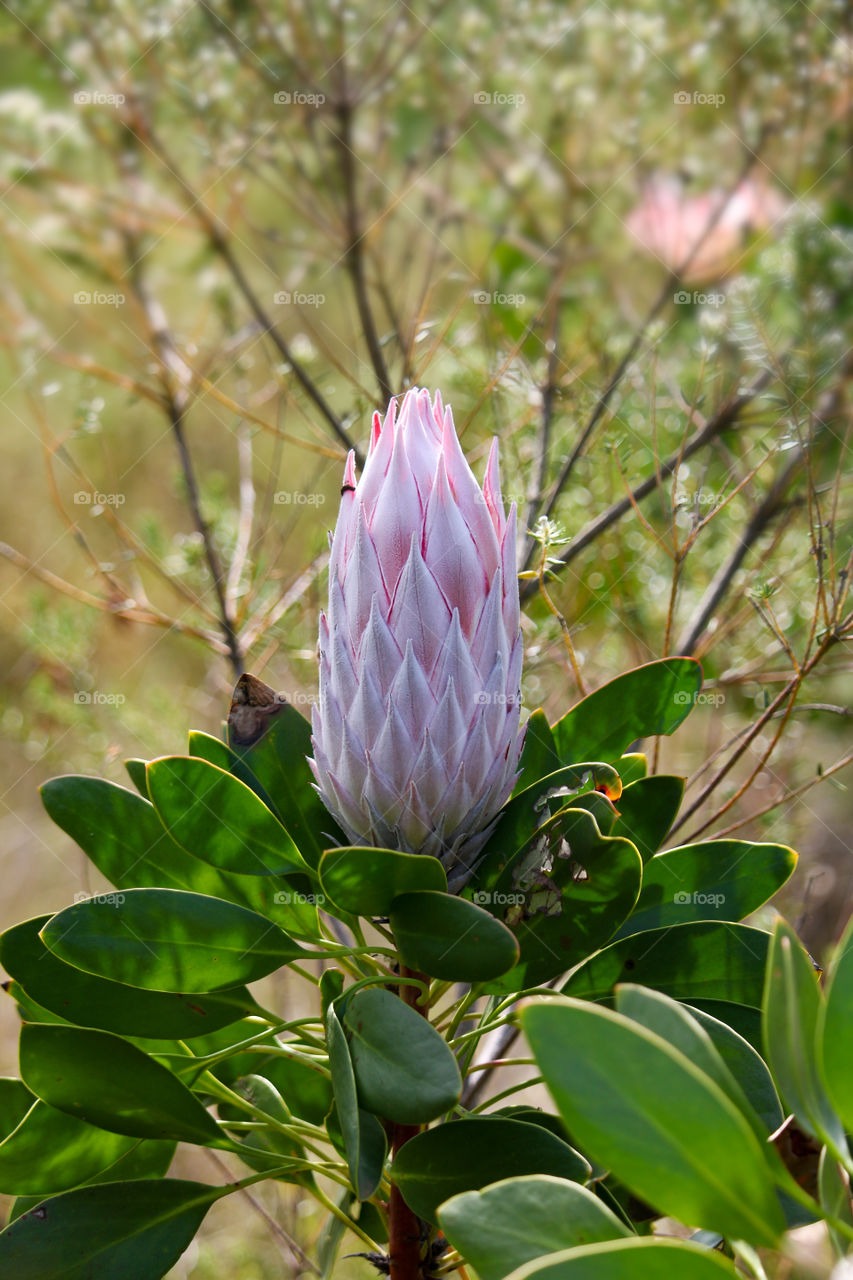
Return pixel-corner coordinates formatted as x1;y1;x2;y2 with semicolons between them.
310;387;524;890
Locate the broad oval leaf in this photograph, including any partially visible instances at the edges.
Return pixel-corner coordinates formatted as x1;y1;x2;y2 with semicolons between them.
482;807;642;993
684;1004;783;1135
319;847;447;917
614;840;797;939
610;776;684;861
523;999;786;1248
0;916;257;1040
393;1117;591;1224
503;1236;739;1280
764;919;845;1147
0;1100;137;1196
0;1178;226;1280
819;911;853;1135
563;921;770;1008
0;1078;34;1139
20;1024;223;1145
325;1004;385;1200
551;658;703;765
147;756;306;876
40;889;304;992
438;1175;630;1280
343;987;461;1125
389;891;519;982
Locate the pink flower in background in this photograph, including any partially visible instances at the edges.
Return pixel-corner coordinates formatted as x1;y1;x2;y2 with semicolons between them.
310;388;524;890
625;175;788;284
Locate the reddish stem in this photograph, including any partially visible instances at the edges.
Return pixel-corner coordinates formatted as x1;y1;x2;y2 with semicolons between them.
388;966;428;1280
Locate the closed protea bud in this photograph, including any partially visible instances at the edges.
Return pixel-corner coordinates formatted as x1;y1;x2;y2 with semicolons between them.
310;387;524;890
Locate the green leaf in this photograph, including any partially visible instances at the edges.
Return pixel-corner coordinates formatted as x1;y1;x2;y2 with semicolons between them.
514;709;561;792
319;847;447;917
0;1178;226;1280
613;840;797;939
147;756;306;876
552;659;703;764
683;1005;783;1135
819;911;853;1136
482;807;642;993
0;1099;138;1195
40;889;304;992
325;1004;384;1199
20;1024;223;1145
764;919;845;1147
610;776;684;861
0;916;257;1040
819;1147;853;1259
564;921;770;1008
389;891;519;982
438;1175;630;1280
0;1078;34;1139
40;776;247;900
470;764;623;893
8;1139;176;1223
392;1117;591;1224
229;703;341;868
123;759;149;796
614;985;778;1142
523;999;786;1247
501;1237;739;1280
615;754;647;785
343;987;461;1125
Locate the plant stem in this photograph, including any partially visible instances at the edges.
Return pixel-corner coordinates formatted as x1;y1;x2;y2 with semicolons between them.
389;964;428;1280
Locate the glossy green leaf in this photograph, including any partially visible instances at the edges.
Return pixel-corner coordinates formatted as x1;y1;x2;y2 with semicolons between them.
523;999;785;1247
229;703;341;868
482;807;642;993
147;756;306;876
325;1004;384;1199
20;1024;223;1145
319;847;446;917
343;987;461;1125
615;754;647;785
819;911;853;1135
472;765;624;893
614;840;797;939
514;709;561;792
684;1005;783;1135
0;1078;34;1139
0;1099;137;1195
552;659;703;764
614;985;777;1142
502;1237;738;1280
438;1175;630;1280
389;891;519;982
393;1117;590;1224
610;776;684;861
564;921;770;1008
764;919;845;1147
41;775;247;901
8;1138;176;1224
0;916;257;1040
123;759;149;795
40;888;304;992
0;1178;226;1280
